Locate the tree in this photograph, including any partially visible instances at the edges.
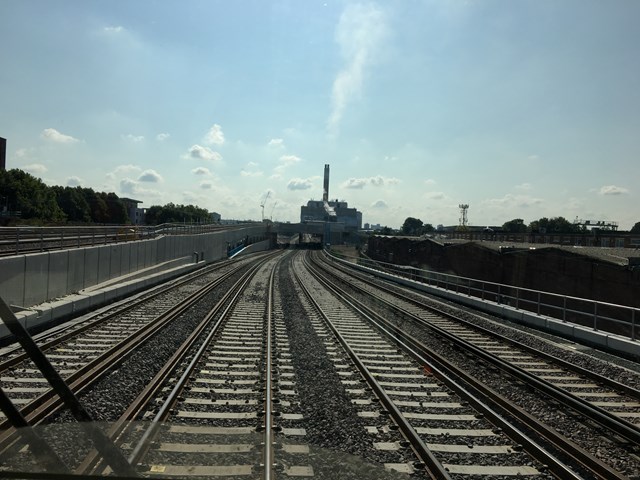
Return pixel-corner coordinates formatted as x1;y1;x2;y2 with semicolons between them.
81;188;109;223
144;203;212;225
529;216;579;234
53;186;91;222
105;192;128;224
631;222;640;234
0;169;65;222
422;223;435;233
502;218;527;233
401;217;423;236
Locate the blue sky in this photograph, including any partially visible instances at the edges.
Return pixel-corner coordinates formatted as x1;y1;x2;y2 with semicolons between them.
1;0;638;229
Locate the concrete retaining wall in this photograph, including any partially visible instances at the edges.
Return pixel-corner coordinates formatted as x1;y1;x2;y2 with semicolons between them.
0;225;268;310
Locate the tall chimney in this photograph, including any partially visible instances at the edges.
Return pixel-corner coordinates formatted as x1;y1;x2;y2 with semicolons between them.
0;137;6;171
323;164;330;202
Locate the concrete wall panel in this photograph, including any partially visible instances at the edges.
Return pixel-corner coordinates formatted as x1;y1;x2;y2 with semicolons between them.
83;247;100;288
127;243;139;273
96;246;112;284
109;245;122;280
48;251;69;300
119;243;132;275
23;254;49;306
67;249;86;293
136;241;147;269
0;256;26;307
146;239;157;268
3;226;270;310
157;237;168;263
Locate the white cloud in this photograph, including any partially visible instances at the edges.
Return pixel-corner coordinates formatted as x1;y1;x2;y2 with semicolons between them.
15;148;31;158
204;124;225;146
138;169;163;183
328;3;388;135
424;179;436;186
191;167;211;176
156;133;170;141
268;138;284;147
280;154;301;165
426;192;446;200
200;181;213;190
287;178;313;190
483;194;543;209
67;176;82;187
515;183;532;190
183;191;199;203
106;164;141;180
371;200;388;209
119;178;160;197
115;164;141;174
119;178;138;195
598;185;629;196
342;178;367;189
274;154;301;174
342;176;399;189
241;170;263;177
122;134;144;143
22;163;48;174
184;144;223;163
103;26;124;34
41;128;79;144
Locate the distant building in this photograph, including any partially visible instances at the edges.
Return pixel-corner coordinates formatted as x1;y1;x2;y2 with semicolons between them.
211;212;221;223
300;199;362;230
363;223;384;231
120;197;144;225
0;137;6;171
299;163;362;230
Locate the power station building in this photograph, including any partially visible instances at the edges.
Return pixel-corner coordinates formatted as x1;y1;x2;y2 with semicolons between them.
300;164;362;230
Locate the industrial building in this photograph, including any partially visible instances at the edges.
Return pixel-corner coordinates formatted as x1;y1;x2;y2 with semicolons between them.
300;164;362;230
0;137;6;171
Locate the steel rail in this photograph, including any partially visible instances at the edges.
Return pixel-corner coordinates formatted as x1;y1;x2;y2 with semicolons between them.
74;255;274;475
261;257;277;480
307;253;623;480
0;298;137;477
0;258;265;458
316;252;640;445
323;250;640;400
293;256;452;480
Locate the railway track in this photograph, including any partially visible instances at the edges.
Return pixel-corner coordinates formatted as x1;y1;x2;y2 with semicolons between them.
1;247;639;478
75;251;409;479
0;254;276;457
296;253;565;479
308;250;640;478
74;251;287;478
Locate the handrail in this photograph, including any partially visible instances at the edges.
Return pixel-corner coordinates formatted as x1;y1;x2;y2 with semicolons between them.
0;222;258;256
327;250;640;342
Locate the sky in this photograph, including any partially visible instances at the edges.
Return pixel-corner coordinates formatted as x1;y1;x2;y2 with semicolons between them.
1;0;639;230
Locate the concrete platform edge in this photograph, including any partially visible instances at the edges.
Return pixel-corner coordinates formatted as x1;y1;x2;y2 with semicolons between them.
1;261;203;341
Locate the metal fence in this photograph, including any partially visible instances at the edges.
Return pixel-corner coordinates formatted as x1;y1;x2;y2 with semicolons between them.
332;252;640;342
0;223;241;257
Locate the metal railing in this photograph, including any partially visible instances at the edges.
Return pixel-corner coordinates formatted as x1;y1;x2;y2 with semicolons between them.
330;251;639;342
0;223;249;257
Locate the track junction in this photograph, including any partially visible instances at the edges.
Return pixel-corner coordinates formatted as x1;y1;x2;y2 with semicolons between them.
0;248;639;479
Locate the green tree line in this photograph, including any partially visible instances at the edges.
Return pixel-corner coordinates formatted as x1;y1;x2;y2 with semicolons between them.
1;168;213;226
0;169;129;224
396;216;640;236
144;203;211;225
